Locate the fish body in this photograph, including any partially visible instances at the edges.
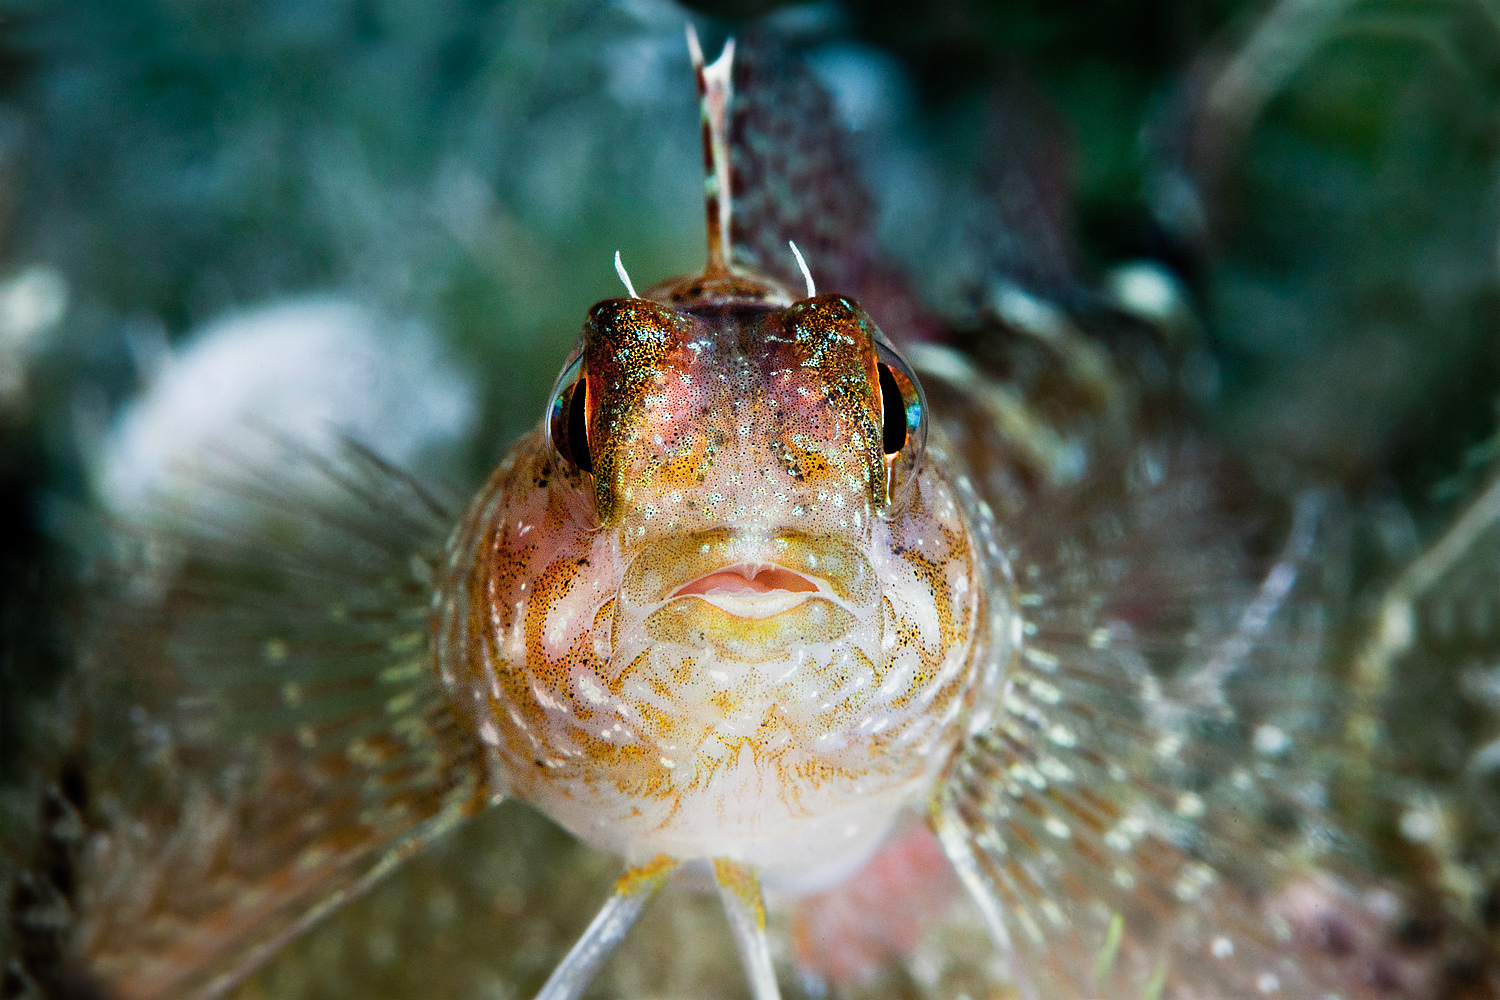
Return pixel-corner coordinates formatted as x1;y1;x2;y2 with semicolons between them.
6;20;1493;1000
434;282;986;891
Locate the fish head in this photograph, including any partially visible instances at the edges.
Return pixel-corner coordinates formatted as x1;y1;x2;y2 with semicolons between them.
440;269;984;889
564;282;916;532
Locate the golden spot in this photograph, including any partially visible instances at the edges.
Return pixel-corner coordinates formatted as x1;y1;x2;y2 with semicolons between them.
658;437;714;486
712;859;766;929
616;854;679;896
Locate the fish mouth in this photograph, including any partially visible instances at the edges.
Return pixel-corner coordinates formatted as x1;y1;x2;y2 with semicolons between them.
620;529;878;609
648;560;857;661
670;563;820;620
621;532;873;662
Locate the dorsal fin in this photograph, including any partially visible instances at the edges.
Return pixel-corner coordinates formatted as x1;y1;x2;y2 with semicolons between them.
686;25;735;276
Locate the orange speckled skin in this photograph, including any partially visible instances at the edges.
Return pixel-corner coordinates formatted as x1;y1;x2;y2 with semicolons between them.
434;273;985;892
586;294;889;528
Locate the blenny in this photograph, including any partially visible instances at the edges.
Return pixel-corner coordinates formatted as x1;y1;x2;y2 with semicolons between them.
13;23;1496;1000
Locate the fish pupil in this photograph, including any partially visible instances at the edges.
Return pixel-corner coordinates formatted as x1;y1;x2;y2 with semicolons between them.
878;362;907;455
568;381;592;473
550;379;592;473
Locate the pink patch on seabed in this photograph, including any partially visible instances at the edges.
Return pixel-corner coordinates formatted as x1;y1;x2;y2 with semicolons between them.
791;824;959;987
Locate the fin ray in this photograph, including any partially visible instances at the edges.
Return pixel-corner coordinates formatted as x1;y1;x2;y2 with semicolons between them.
534;856;677;1000
713;860;781;1000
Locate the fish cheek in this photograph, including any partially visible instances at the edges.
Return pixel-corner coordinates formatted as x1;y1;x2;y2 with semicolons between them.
444;437;607;792
865;471;984;752
480;547;627;800
467;470;685;805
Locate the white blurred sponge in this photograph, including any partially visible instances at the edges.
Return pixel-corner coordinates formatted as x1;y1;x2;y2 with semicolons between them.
97;297;476;521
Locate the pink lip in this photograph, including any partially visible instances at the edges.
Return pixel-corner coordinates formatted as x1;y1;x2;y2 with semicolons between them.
671;564;820;599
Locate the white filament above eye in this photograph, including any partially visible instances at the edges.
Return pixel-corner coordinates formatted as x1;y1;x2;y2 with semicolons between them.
614;251;640;299
789;241;816;299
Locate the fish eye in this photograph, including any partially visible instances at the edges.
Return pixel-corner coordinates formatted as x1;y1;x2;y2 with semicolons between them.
546;353;592;474
557;381;592;473
874;340;923;460
873;336;927;515
878;362;907;455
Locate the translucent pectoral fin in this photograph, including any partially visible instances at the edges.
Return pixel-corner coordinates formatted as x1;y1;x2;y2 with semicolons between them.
534;855;678;1000
713;859;782;1000
932;446;1388;999
1347;471;1500;772
71;435;493;1000
931;676;1361;1000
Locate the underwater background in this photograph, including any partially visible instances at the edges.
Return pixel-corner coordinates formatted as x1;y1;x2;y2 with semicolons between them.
4;0;1500;996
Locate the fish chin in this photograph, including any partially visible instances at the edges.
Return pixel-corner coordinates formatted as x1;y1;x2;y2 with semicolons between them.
534;539;973;886
532;631;941;891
